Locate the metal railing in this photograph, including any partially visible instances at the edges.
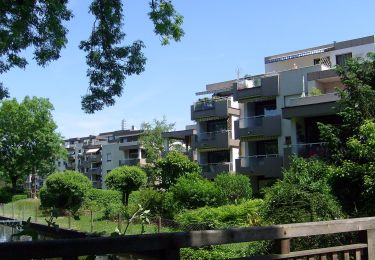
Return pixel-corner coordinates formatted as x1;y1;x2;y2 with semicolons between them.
290;142;328;158
197;130;232;142
193;97;230;111
119;158;144;166
238;113;279;128
240;154;279;168
200;162;233;174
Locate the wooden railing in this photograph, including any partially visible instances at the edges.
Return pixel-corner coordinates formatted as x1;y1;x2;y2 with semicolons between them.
0;217;375;259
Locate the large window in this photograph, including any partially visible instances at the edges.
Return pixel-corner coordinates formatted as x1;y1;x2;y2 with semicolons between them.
336;53;352;66
206;119;227;132
207;150;230;164
256;140;278;155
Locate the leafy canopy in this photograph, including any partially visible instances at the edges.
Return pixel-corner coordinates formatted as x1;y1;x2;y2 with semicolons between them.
139;117;175;164
40;171;92;214
0;0;184;113
154;150;201;189
0;97;66;191
214;173;252;204
105;165;147;205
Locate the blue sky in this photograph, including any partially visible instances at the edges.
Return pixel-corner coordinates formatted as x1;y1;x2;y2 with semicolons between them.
2;0;375;138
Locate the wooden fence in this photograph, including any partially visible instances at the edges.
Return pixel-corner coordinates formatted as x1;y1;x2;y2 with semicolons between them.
0;216;375;259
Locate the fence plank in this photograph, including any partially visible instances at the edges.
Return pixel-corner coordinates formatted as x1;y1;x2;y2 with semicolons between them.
368;229;375;260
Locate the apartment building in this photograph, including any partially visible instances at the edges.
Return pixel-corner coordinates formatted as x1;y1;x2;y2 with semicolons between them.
58;128;146;189
186;35;374;190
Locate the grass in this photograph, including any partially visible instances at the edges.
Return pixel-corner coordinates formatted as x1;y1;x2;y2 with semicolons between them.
0;199;172;235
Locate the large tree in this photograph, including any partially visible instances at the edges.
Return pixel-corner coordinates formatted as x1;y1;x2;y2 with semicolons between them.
0;1;184;112
318;53;375;216
139;117;175;164
0;97;66;194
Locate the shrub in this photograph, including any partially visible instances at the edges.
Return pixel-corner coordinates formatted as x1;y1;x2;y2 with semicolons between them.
175;199;263;229
11;194;27;202
261;157;343;225
214;173;252;204
87;189;122;208
0;186;13;203
171;173;222;209
105;166;147;205
40;171;92;214
154;151;201;189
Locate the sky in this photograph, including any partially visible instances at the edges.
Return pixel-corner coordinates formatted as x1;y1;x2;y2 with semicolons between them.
2;0;375;139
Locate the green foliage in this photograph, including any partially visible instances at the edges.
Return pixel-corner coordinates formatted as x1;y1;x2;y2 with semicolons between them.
309;87;322;96
214;173;252;204
40;171;92;214
87;189;122;209
0;1;184;112
175;199;263;229
11;194;27;202
139;117;175;164
261;157;343;225
155;150;201;189
171;173;223;209
329;120;375;216
0;186;13;203
0;97;66;192
105;166;147;205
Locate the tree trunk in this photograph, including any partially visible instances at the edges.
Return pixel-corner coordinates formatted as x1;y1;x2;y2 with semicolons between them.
122;192;126;205
125;192;129;206
31;166;37;199
11;176;17;193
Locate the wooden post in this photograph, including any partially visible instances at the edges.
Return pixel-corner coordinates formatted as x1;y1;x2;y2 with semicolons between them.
275;238;290;254
35;205;38;223
90;210;93;233
367;229;375;260
157;216;161;233
68;213;71;229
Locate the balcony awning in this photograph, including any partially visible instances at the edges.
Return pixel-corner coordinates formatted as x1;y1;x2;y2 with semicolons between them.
86;148;100;154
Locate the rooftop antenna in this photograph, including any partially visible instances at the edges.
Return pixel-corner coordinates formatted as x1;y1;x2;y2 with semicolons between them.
121;119;126;130
236;67;241;83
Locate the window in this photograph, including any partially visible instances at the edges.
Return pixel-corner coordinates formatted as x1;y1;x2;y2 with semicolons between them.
106;153;112;162
313;58;321;65
336;53;352;66
57;161;61;167
256;140;278;155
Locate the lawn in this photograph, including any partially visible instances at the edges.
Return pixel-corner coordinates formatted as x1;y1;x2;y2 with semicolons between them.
0;199;172;235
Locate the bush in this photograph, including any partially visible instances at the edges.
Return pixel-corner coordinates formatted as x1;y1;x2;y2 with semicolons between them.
171;173;222;209
11;194;27;202
0;187;13;203
155;151;201;189
175;199;263;229
105;166;147;205
261;157;343;225
87;189;122;208
133;188;179;218
40;171;92;214
214;173;252;204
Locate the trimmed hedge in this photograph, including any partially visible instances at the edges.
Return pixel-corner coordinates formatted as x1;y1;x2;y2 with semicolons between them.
11;194;27;202
87;189;122;208
175;199;263;229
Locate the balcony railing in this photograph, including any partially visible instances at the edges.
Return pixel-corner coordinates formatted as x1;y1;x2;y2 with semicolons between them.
286;92;339;107
193;97;229;112
119;158;145;166
236;154;282;177
240;154;279;167
290;142;328;158
201;162;232;179
239;113;279;128
197;130;232;142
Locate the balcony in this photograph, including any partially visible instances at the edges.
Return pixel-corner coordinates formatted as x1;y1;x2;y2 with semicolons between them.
88;167;101;175
233;75;279;102
283;93;339;119
191;98;239;121
194;130;239;150
119;140;140;150
119;158;146;166
284;142;328;166
235;155;283;178
85;154;102;163
201;162;233;179
235;114;281;139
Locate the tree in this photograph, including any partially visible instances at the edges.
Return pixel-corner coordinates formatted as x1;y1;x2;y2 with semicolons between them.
214;173;252;204
154;150;201;189
0;97;66;194
105;165;147;206
0;1;184;113
40;171;92;214
139;117;175;164
170;173;223;209
318;53;375;216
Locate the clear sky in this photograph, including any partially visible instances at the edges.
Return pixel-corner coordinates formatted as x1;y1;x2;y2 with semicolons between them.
2;0;375;138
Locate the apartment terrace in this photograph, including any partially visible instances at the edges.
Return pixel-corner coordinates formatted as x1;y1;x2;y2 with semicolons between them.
233;74;279;102
191;96;239;121
235;114;282;139
236;154;283;178
194;130;239;150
